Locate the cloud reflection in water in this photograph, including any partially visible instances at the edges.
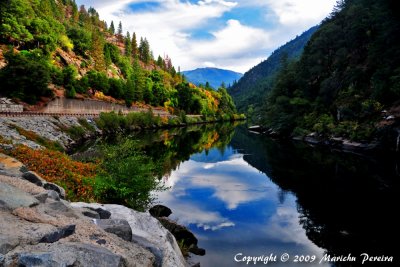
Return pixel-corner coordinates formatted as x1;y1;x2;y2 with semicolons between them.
156;147;328;267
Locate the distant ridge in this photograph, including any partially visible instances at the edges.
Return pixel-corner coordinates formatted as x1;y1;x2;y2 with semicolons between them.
182;67;243;89
229;26;318;113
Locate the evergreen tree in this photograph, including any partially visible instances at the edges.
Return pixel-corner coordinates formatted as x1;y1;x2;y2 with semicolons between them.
125;31;132;58
131;32;138;58
91;29;105;71
104;44;112;67
139;37;150;63
117;21;123;42
109;20;115;34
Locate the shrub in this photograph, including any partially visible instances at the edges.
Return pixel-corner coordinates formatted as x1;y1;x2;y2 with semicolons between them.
94;139;163;211
8;146;97;201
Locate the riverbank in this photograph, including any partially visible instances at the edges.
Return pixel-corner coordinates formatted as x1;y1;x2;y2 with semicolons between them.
0;153;187;267
0;113;218;266
248;121;400;154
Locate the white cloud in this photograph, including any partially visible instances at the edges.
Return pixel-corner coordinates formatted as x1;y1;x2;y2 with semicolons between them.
76;0;337;72
265;0;337;26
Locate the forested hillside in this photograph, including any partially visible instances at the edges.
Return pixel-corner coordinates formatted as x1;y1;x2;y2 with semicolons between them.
182;67;243;90
262;0;400;142
229;26;318;116
0;0;237;118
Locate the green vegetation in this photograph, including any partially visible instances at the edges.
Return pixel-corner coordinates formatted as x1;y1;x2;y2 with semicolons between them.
229;26;318;120
95;110;244;135
10;124;64;151
255;0;400;141
94;139;163;211
0;0;241;119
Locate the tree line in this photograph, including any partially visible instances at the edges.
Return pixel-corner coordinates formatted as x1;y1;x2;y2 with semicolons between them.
0;0;238;118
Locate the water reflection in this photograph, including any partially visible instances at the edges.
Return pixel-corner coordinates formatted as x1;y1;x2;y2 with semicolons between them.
153;125;398;266
156;140;328;266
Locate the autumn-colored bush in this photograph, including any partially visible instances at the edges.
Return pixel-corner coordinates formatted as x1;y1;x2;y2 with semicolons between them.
8;145;97;201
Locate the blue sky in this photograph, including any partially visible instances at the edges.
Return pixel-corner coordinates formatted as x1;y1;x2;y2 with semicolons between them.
76;0;337;73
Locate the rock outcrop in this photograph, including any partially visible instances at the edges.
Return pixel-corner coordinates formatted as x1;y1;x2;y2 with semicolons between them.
72;202;187;267
0;116;97;150
0;154;187;267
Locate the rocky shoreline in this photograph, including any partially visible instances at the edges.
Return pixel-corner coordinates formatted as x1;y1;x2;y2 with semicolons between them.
0;116;98;151
0;115;204;267
248;124;400;154
0;153;189;267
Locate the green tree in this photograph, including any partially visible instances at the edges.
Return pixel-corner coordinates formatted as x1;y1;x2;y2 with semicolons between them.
125;31;132;58
139;37;150;63
91;29;105;71
109;20;115;34
131;32;138;58
117;21;123;42
0;51;52;103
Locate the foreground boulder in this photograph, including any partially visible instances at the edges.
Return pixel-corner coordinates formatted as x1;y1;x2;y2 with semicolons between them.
71;202;187;267
0;174;155;267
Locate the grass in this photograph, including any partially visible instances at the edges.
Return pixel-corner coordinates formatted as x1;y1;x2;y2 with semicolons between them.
10;124;64;151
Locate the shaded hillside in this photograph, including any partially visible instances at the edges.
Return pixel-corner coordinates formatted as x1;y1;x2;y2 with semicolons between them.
229;26;318;115
182;67;243;89
263;0;400;141
0;0;238;118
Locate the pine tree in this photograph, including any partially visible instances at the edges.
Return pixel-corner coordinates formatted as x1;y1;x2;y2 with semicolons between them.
104;45;111;67
109;20;115;34
131;32;138;58
117;21;123;42
91;29;106;71
139;37;150;63
125;31;132;58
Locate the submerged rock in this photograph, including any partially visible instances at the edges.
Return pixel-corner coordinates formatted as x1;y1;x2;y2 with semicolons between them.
149;204;172;218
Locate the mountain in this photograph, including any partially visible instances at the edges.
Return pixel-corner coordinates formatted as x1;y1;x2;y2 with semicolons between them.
263;0;400;142
229;26;318;115
182;68;243;89
0;0;237;117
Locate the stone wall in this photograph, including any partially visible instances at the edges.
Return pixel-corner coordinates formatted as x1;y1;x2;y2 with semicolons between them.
0;98;23;113
40;97;171;116
40;97;133;114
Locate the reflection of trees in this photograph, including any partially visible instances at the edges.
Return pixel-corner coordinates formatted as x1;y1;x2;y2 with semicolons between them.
131;123;237;178
231;127;399;263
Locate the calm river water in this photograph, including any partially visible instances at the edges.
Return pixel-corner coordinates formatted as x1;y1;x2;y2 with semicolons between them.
148;124;398;266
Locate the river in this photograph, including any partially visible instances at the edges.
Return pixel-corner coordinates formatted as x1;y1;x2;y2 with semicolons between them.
148;124;398;266
84;123;398;266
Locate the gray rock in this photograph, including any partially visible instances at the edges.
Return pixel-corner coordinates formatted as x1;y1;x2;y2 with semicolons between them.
149;205;172;218
34;192;48;203
43;183;65;199
40;200;78;218
94;219;133;242
81;208;101;219
157;217;206;256
0;236;19;255
46;190;60;201
189;244;206;256
0;182;39;210
0;153;25;177
72;202;186;267
39;225;76;243
0;253;4;265
90;207;112;219
7;243;125;267
17;252;56;267
21;171;46;186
